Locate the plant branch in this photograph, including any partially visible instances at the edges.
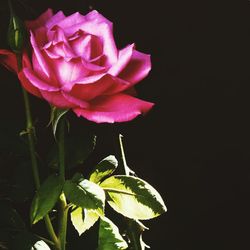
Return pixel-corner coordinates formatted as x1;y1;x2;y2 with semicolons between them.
117;134;140;250
57;119;68;250
16;53;60;249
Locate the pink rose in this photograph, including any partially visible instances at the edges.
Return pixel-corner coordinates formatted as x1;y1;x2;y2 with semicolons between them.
0;9;154;123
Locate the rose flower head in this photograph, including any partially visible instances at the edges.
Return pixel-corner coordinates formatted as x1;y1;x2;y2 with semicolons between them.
0;9;154;123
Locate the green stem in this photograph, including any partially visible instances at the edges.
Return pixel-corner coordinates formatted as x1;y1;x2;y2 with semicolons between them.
118;134;134;176
16;54;60;249
58;194;69;250
58;120;65;181
118;134;139;250
57;119;68;250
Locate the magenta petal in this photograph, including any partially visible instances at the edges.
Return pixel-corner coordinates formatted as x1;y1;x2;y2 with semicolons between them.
46;11;65;29
26;9;53;30
69;33;103;60
73;93;154;123
64;18;117;65
68;74;129;101
18;71;42;98
62;73;106;92
40;90;76;108
85;10;112;27
56;12;86;29
61;91;89;109
23;68;59;91
118;50;151;84
108;44;134;76
44;42;76;60
0;49;18;73
52;57;89;88
30;31;51;78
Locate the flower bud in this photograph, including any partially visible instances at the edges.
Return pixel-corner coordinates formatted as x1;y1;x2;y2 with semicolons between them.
7;14;26;53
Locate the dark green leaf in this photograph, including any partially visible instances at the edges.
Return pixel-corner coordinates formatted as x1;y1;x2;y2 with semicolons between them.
64;179;105;214
126;219;150;250
98;216;128;250
47;133;96;169
89;155;118;184
11;231;51;250
100;175;167;220
0;201;25;230
49;107;68;138
30;175;64;224
71;207;99;235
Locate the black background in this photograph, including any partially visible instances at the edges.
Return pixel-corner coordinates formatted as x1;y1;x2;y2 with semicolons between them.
0;0;249;249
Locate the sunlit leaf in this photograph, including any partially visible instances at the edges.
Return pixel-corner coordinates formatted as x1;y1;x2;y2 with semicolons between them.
98;217;128;250
89;155;118;184
30;175;64;224
100;175;167;220
71;207;99;235
64;179;105;215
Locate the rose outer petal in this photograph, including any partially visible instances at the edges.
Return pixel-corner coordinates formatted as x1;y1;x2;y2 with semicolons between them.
18;71;42;98
108;44;134;76
23;68;59;91
73;93;154;123
26;9;53;30
30;31;51;79
118;50;151;85
66;74;130;101
0;49;18;73
40;90;77;109
0;50;34;73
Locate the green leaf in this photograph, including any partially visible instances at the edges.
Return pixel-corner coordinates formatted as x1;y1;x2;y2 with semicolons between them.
0;201;25;230
11;231;51;250
89;155;118;184
98;217;128;250
100;175;167;220
47;132;96;169
71;207;99;235
126;219;150;250
64;179;105;215
49;106;68;137
30;175;64;224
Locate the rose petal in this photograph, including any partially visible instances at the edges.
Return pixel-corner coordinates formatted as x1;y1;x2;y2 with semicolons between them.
30;31;51;78
73;93;154;123
118;50;151;84
26;9;53;30
67;74;129;100
108;44;134;76
18;71;42;98
85;10;113;27
69;32;102;60
46;11;65;29
51;57;89;87
23;68;59;91
61;91;89;108
47;25;69;44
44;41;76;60
40;90;76;108
63;14;117;65
0;50;32;73
62;73;106;92
0;49;18;73
55;12;86;29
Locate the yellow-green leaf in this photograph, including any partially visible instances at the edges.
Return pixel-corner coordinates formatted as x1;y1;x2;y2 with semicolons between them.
100;175;166;220
71;207;99;235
